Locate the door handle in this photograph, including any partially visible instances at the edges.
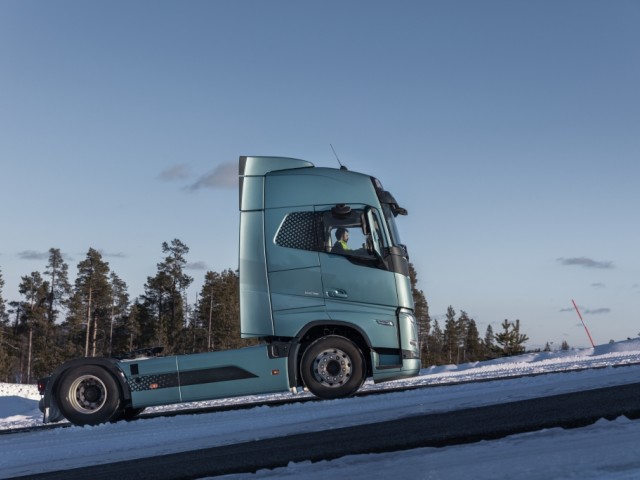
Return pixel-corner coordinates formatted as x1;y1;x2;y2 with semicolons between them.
327;289;348;299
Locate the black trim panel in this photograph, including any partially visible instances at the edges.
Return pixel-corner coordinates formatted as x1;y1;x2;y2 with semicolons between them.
130;366;258;392
181;367;258;386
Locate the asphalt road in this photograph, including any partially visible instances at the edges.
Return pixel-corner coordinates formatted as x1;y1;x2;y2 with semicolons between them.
17;382;640;480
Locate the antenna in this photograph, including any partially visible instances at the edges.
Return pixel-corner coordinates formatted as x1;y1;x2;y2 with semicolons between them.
330;144;347;170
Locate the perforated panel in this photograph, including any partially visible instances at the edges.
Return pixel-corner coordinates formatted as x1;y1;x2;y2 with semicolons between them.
275;211;320;251
129;373;178;391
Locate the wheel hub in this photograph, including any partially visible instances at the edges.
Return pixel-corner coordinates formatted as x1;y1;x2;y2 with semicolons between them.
83;384;102;403
312;348;352;387
70;375;107;413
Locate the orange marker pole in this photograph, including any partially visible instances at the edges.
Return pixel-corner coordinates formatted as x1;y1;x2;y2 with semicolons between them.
572;299;596;348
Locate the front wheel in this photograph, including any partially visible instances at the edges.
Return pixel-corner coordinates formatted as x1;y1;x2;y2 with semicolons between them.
56;365;122;426
300;335;366;399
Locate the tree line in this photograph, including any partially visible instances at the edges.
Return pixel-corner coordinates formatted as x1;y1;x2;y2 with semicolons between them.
1;239;534;384
0;240;255;384
409;265;535;366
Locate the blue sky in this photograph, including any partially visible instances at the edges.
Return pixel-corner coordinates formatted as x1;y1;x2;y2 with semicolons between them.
1;1;638;349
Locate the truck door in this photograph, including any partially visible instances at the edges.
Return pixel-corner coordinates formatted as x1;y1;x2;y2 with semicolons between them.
319;205;400;350
265;207;327;337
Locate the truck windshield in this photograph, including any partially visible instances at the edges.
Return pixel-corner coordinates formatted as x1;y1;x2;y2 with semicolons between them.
370;177;407;250
382;203;403;247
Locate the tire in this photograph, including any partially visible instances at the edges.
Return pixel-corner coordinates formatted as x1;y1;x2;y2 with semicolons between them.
300;335;366;399
56;365;122;426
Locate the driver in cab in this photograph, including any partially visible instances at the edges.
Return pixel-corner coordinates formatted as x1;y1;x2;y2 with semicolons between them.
331;227;350;253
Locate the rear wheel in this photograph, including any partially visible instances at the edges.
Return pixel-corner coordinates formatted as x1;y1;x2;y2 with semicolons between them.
56;365;122;426
301;335;365;399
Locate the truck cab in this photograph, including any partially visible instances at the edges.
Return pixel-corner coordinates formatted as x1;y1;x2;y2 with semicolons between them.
239;156;419;387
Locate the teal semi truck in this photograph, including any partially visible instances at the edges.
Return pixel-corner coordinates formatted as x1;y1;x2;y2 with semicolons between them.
38;156;419;426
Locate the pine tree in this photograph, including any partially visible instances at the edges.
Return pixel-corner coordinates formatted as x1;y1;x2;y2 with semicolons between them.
142;272;168;347
426;319;444;365
2;300;24;383
442;306;458;364
494;319;529;356
408;263;430;366
0;268;7;324
61;291;88;359
511;319;529;354
44;248;72;324
0;269;13;382
483;325;496;359
107;272;130;357
127;299;156;352
199;271;219;352
143;239;193;354
455;311;472;363
72;248;112;357
192;269;257;354
464;318;482;362
18;272;51;382
183;291;207;354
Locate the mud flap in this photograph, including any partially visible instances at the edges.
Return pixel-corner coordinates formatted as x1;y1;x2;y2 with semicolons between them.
41;398;64;424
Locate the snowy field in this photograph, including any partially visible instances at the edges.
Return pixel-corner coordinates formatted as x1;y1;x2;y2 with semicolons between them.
2;340;640;479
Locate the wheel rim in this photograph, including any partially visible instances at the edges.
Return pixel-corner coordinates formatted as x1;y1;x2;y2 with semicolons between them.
311;348;352;387
68;375;108;413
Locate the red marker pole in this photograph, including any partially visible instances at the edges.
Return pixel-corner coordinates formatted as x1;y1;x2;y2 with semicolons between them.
572;299;596;348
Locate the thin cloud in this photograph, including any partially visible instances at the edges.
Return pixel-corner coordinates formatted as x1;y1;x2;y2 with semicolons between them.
100;251;127;259
17;250;49;260
158;164;191;181
76;250;125;259
583;307;611;315
561;305;610;315
590;283;605;289
188;162;237;191
556;257;614;269
186;261;208;271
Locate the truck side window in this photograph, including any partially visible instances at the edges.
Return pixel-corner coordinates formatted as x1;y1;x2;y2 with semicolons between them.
324;207;379;261
274;211;322;251
273;207;385;264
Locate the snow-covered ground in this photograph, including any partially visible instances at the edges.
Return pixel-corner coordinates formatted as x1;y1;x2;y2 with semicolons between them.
2;340;640;479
